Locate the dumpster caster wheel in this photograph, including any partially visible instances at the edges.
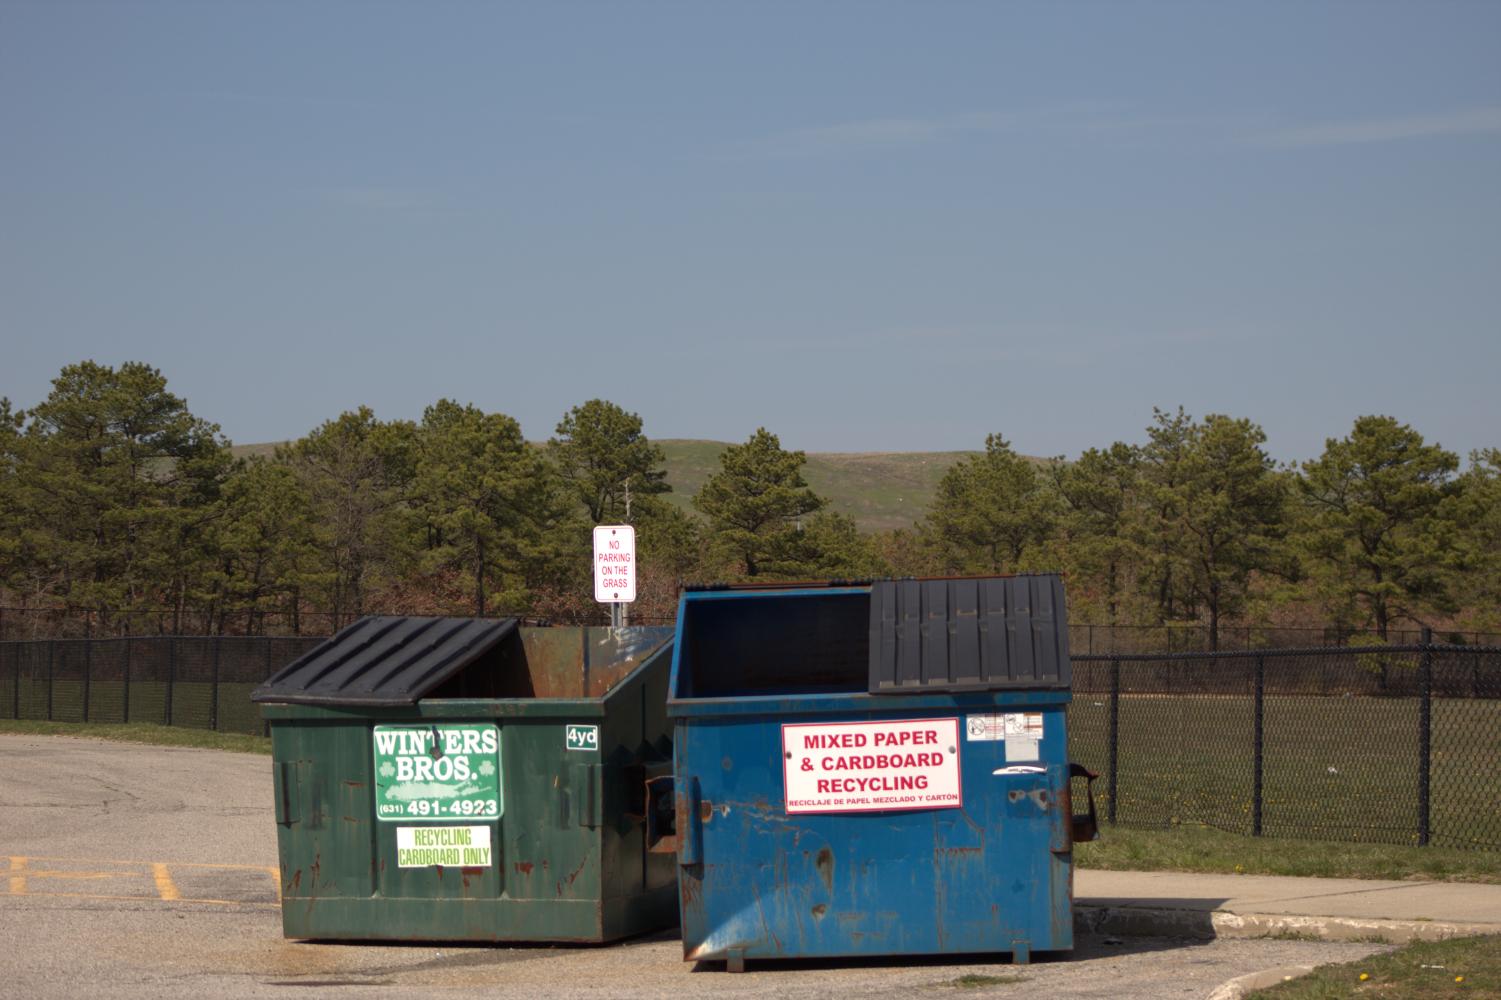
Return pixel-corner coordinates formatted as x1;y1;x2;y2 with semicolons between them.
726;950;746;974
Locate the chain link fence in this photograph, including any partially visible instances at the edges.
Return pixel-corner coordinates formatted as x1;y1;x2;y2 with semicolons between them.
4;622;1500;851
1069;635;1501;850
0;606;677;641
0;636;326;735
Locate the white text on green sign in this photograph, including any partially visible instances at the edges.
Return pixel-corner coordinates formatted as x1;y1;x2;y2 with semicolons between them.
373;724;501;822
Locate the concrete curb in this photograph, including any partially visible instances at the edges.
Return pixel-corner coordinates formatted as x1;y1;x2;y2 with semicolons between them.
1077;904;1501;944
1202;965;1314;1000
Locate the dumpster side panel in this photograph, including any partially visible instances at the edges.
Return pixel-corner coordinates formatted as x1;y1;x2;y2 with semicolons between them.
675;701;1073;963
597;643;679;936
273;720;377;937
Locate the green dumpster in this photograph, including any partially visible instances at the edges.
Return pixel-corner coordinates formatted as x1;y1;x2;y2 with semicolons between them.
251;616;677;943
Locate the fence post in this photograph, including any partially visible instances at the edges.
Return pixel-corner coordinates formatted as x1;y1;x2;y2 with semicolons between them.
1253;655;1265;837
1418;627;1432;847
210;636;221;731
122;639;132;724
1108;656;1120;826
165;637;176;727
47;639;55;721
263;639;273;738
82;636;92;723
11;643;18;719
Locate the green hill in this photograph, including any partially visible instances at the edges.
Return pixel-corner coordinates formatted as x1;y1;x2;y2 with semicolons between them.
652;440;978;532
230;439;986;532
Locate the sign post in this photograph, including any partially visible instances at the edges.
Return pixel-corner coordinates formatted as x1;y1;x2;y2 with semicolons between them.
593;525;636;627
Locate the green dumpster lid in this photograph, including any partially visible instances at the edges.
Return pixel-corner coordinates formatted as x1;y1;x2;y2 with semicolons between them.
251;616;518;707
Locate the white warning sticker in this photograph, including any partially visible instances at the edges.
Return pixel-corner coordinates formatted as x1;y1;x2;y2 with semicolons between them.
965;714;1004;741
966;712;1045;742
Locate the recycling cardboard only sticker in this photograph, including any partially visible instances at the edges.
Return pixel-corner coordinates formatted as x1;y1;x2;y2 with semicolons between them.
373;724;501;821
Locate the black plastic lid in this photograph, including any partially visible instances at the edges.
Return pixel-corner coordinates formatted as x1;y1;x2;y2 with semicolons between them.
251;616;518;707
868;575;1071;693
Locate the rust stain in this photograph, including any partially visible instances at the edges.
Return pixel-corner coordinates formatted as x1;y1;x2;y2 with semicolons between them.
557;855;587;895
341;779;365;788
811;903;827;919
938;846;982;858
814;847;833;891
342;816;359;824
287;869;302;892
679;872;703;914
513;861;534;875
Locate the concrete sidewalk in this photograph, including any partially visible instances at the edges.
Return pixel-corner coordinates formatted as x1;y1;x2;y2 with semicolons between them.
1076;869;1501;943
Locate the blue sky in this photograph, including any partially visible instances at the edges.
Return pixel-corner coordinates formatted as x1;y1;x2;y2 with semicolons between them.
3;1;1498;462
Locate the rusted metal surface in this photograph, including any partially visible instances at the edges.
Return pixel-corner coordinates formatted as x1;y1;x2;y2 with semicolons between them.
669;711;1080;966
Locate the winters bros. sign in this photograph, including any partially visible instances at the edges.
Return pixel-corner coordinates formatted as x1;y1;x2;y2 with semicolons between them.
373;724;501;821
782;718;962;815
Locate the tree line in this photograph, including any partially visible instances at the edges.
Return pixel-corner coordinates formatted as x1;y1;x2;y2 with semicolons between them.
2;362;1498;646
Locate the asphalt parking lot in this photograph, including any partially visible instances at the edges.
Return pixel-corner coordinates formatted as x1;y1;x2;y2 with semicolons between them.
0;734;1387;999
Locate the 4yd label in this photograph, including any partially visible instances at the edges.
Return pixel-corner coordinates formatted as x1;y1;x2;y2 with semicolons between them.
565;724;599;751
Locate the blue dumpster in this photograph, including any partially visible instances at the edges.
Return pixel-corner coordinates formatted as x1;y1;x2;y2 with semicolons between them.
651;576;1096;970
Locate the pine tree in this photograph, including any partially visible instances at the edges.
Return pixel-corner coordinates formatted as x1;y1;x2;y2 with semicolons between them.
1296;416;1458;638
692;428;824;577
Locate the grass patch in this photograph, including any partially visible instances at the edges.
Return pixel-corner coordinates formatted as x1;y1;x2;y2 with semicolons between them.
1076;825;1501;883
946;973;1028;989
0;718;271;754
1245;934;1501;998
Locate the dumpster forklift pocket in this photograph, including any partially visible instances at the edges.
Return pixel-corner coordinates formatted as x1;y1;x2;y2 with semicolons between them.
1069;762;1100;843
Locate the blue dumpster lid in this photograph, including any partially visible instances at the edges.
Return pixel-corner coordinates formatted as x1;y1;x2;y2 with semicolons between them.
251;616;518;707
869;575;1071;693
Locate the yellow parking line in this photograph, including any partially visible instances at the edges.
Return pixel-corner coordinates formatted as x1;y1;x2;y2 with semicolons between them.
8;857;24;896
151;863;181;902
267;866;282;902
29;871;119;881
22;856;277;872
0;888;278;908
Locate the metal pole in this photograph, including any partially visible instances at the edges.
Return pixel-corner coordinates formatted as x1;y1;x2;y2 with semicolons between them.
1418;627;1432;847
123;639;132;724
263;638;273;738
1253;655;1265;837
210;636;221;731
165;637;176;727
1108;656;1120;826
82;635;92;723
11;642;19;719
47;639;55;721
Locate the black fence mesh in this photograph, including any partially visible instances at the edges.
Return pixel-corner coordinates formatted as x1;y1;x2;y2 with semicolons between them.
1069;645;1501;850
4;605;1496;648
0;636;325;736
